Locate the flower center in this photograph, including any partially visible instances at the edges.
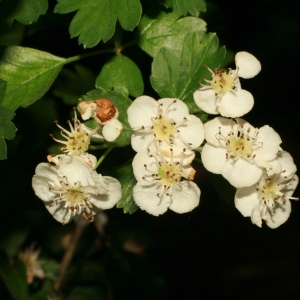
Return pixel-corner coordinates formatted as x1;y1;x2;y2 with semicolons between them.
49;177;94;223
51;109;91;156
158;162;181;186
153;118;175;140
227;136;252;158
258;178;279;203
64;185;85;206
210;69;236;95
66;131;90;155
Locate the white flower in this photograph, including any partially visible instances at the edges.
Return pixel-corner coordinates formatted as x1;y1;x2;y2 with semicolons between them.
193;51;261;118
127;96;205;153
235;151;299;228
201;117;282;188
50;108;103;156
32;154;122;224
78;99;123;142
132;149;200;216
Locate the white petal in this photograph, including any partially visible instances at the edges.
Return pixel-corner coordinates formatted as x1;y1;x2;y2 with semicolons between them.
158;143;195;164
175;114;205;149
169;181;200;213
102;119;123;142
130;131;153;152
201;143;227;174
266;158;282;177
78;101;97;120
127;96;158;129
250;204;263;227
254;125;282;162
235;186;259;217
133;182;170;216
45;201;76;224
217;89;254;118
89;176;122;209
277;151;297;177
222;159;263;188
32;164;59;202
193;89;218;114
265;200;291;229
158;98;189;123
204;117;236;145
132;150;153;181
235;51;261;79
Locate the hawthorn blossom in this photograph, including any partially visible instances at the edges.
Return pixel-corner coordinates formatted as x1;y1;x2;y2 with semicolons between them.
132;148;200;216
193;51;261;118
201;117;282;188
127;96;205;153
235;151;299;228
50;108;103;156
32;154;121;224
78;98;123;142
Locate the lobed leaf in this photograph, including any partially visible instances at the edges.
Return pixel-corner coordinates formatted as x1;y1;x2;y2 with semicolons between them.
150;32;226;113
54;0;141;48
96;55;144;98
173;0;206;17
138;4;206;57
0;46;66;111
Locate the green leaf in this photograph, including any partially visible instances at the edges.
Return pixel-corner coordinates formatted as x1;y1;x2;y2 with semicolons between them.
0;0;47;36
0;46;66;111
80;88;133;147
138;4;206;57
112;160;138;214
54;0;142;48
96;55;144;97
0;79;7;105
0;250;29;300
173;0;206;17
14;0;48;25
150;32;226;113
0;106;17;159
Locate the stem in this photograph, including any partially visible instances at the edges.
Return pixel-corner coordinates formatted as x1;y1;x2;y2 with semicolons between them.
64;49;116;65
89;144;108;150
53;218;89;291
94;147;114;170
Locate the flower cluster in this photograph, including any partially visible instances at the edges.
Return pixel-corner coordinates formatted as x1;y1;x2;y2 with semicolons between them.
127;96;205;216
32;106;122;224
193;52;298;228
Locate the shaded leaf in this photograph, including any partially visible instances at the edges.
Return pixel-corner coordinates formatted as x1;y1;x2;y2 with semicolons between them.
0;105;17;159
173;0;206;17
150;32;226;113
0;46;66;111
53;64;96;105
14;0;48;25
138;4;206;57
54;0;141;48
210;173;236;203
0;0;47;36
112;160;138;214
96;55;144;97
0;79;7;104
0;250;28;300
80;88;133;147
